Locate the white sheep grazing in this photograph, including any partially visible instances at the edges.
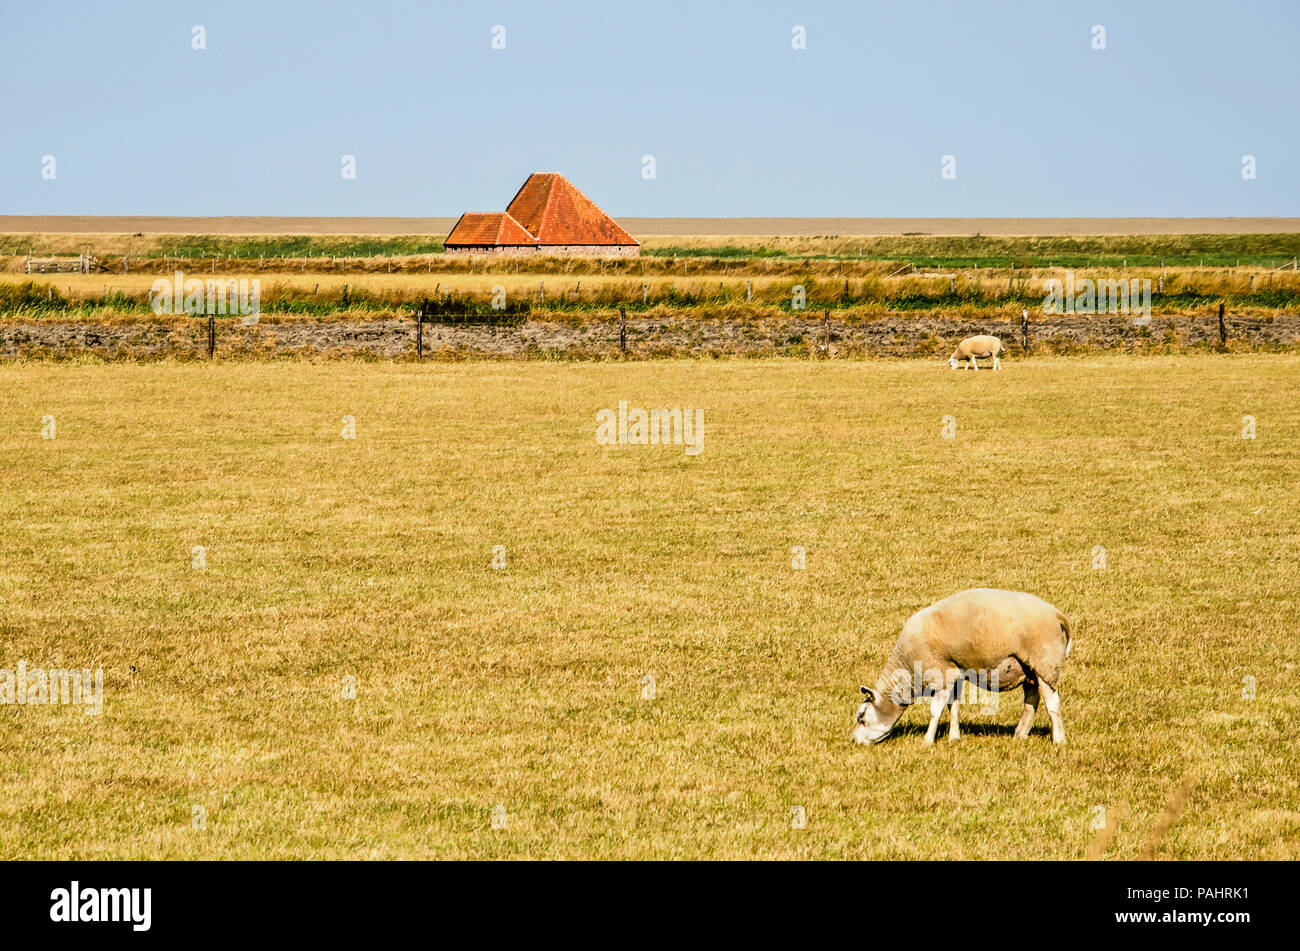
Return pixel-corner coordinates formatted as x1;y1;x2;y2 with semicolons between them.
852;588;1072;746
948;334;1003;371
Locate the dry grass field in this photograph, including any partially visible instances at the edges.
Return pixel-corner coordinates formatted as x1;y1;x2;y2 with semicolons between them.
4;261;1298;342
6;266;1296;308
0;355;1296;859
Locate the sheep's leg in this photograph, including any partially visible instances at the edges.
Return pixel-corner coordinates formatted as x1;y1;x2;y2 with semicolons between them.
969;356;977;371
1040;679;1066;744
922;689;948;745
993;354;1001;370
1014;679;1039;739
948;679;963;741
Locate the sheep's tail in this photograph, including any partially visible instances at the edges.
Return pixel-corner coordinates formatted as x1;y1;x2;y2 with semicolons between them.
1057;611;1073;658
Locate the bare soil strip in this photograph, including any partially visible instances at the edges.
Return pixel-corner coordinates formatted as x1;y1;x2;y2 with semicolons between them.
4;313;1295;359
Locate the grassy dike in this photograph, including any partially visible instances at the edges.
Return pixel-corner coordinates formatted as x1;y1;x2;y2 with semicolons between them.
3;231;1299;268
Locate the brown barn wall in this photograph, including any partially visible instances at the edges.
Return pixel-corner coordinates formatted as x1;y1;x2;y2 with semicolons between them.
444;246;539;256
537;245;640;258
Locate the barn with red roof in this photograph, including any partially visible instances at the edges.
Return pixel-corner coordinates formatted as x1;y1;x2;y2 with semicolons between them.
445;173;639;257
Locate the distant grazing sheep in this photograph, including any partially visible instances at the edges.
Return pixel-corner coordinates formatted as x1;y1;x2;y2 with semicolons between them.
949;334;1003;370
852;588;1072;746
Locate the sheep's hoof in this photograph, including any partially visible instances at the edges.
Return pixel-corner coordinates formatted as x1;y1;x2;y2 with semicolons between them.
947;734;961;742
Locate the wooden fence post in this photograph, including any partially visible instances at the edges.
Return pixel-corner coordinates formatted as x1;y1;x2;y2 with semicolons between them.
208;314;215;358
1218;302;1226;345
619;307;627;353
1021;308;1029;353
417;303;424;360
824;309;831;355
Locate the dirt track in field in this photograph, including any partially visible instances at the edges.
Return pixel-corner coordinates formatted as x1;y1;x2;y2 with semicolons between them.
4;216;1300;237
3;312;1296;360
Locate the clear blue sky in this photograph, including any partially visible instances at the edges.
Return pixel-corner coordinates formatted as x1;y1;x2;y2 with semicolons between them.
2;0;1296;217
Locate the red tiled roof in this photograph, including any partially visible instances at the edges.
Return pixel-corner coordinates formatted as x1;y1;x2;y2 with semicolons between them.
444;211;538;247
506;173;638;246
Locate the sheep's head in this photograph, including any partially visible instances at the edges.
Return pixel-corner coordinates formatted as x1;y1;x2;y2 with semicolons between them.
947;354;959;369
852;685;894;745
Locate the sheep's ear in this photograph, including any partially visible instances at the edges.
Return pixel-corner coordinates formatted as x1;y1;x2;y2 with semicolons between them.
859;685;875;702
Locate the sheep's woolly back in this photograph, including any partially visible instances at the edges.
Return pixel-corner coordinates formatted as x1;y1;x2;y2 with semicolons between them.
955;334;1003;357
885;587;1071;687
